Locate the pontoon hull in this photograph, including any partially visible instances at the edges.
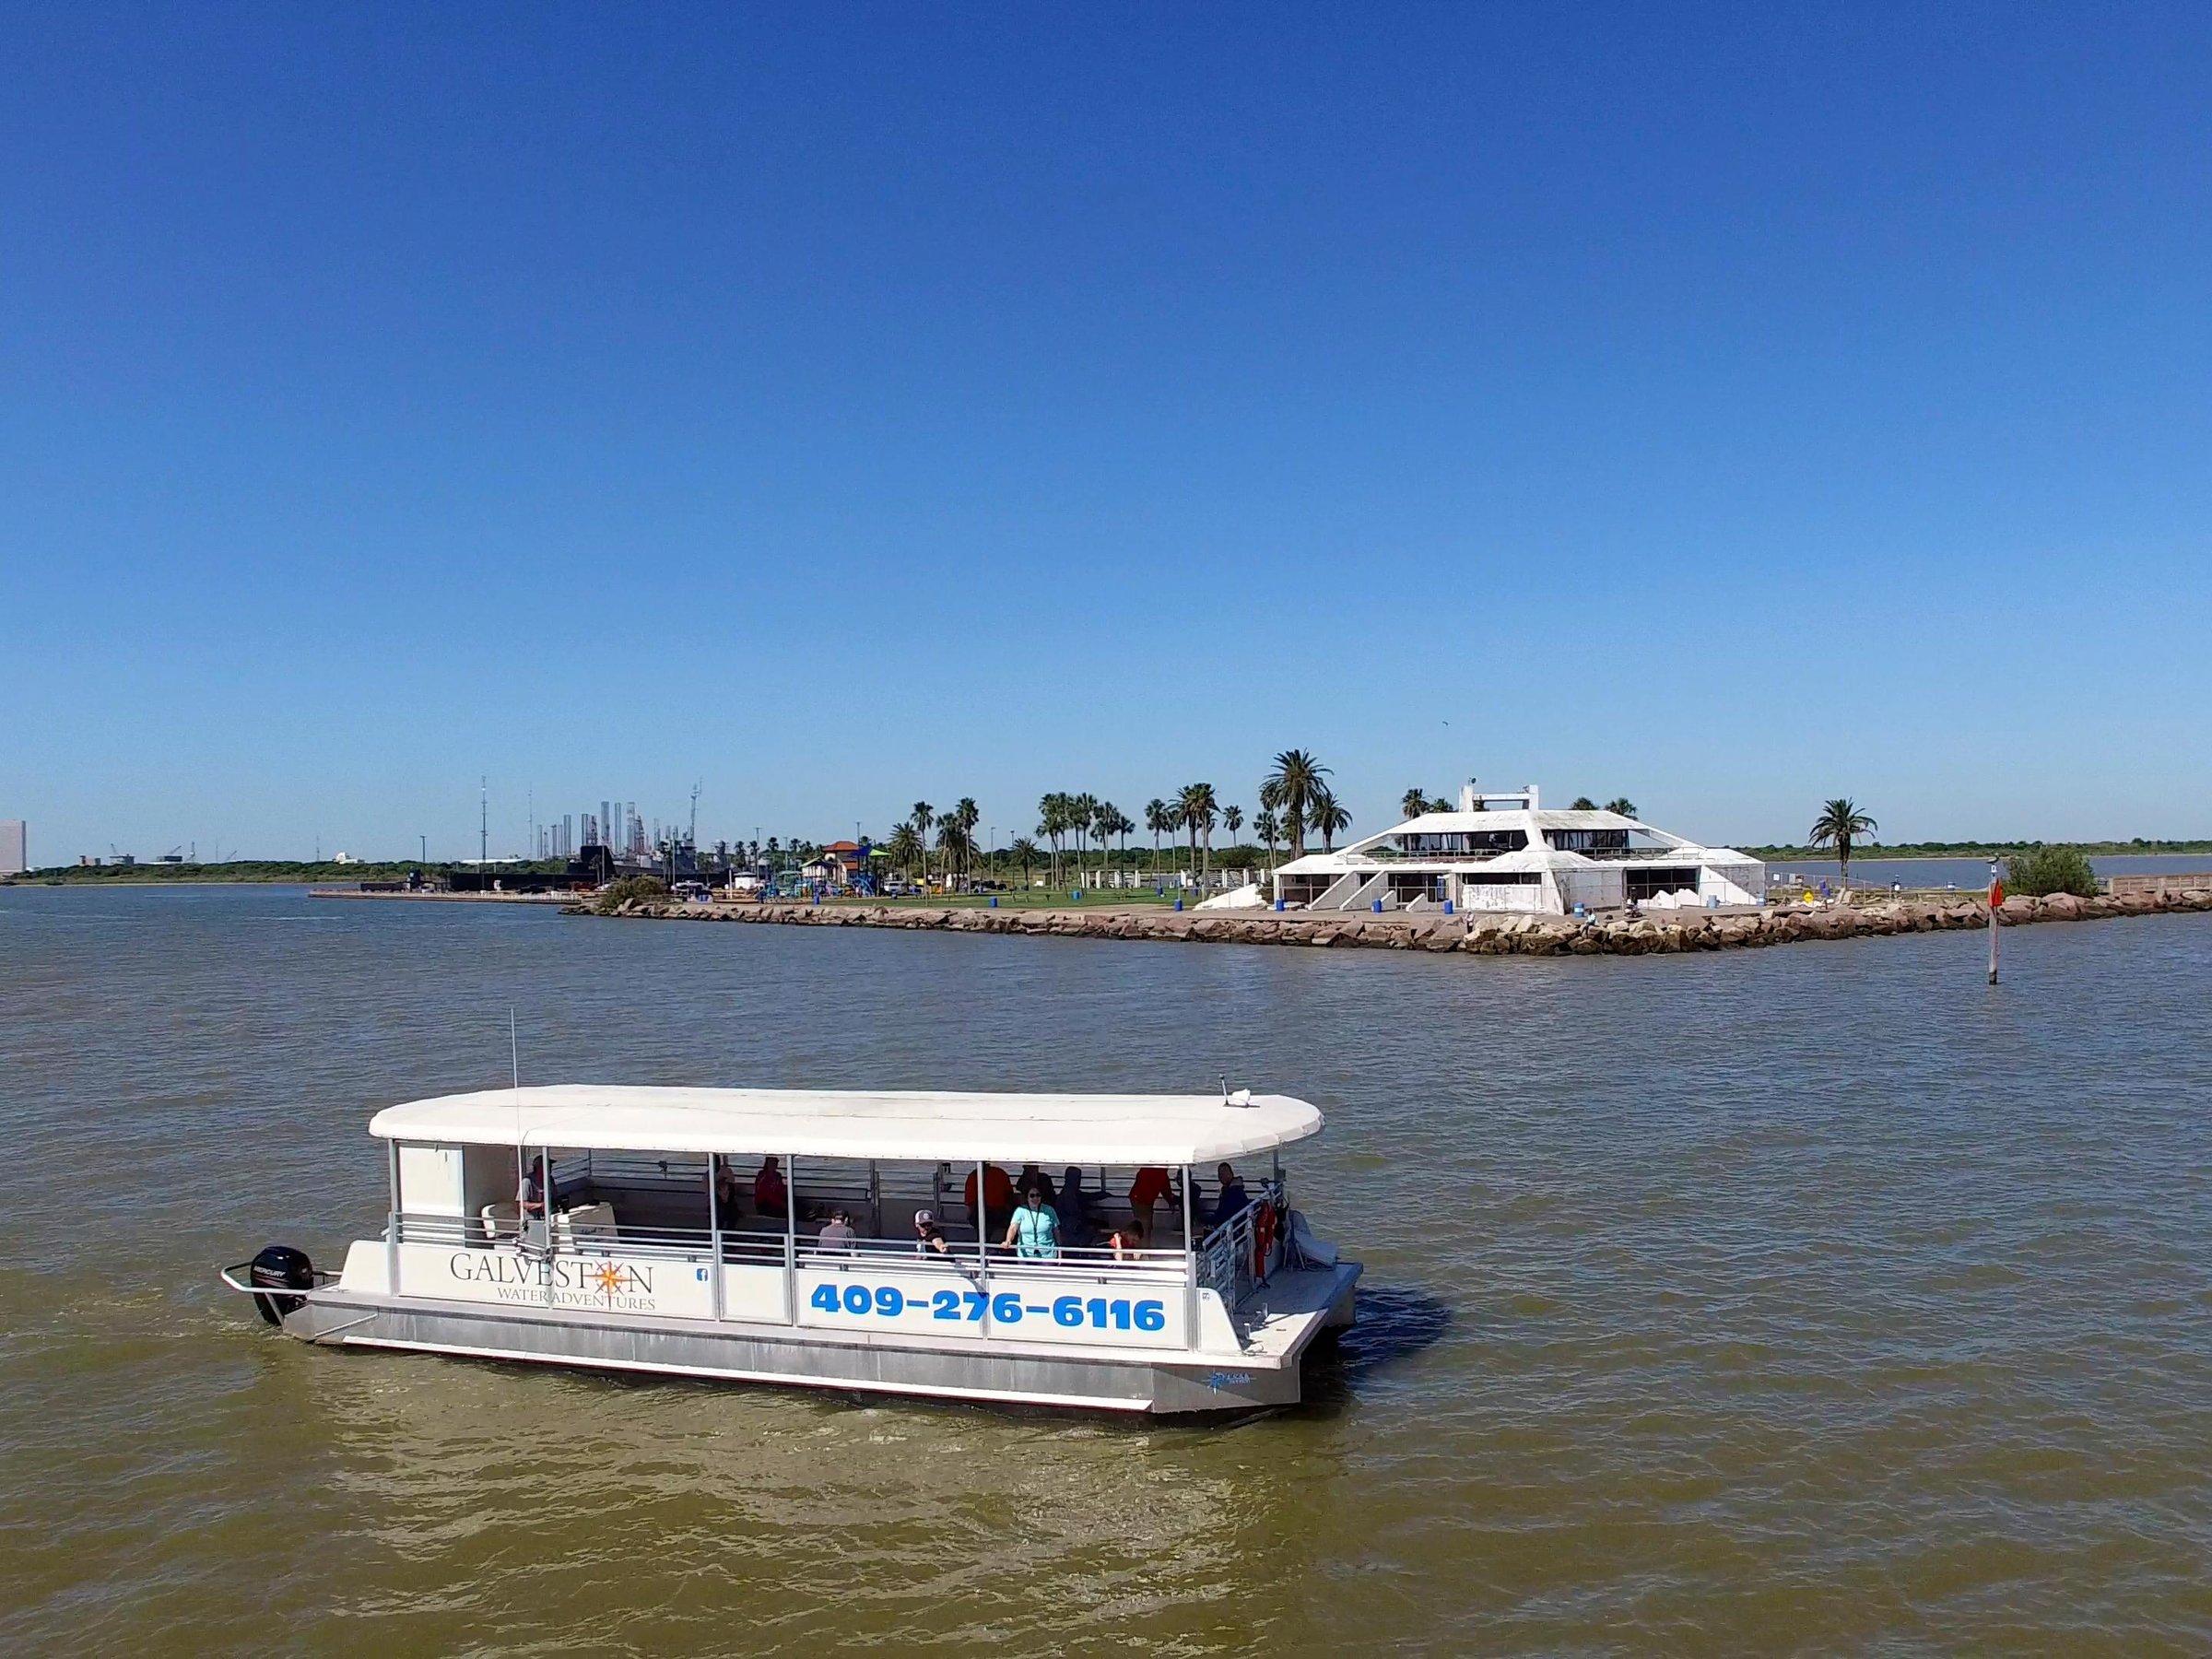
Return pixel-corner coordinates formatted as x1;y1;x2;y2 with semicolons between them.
278;1268;1359;1417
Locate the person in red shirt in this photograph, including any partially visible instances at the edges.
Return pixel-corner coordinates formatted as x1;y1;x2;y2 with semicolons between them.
963;1162;1013;1236
753;1155;788;1218
1128;1166;1172;1246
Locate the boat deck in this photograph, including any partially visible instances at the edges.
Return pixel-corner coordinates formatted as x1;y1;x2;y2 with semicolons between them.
1230;1264;1362;1359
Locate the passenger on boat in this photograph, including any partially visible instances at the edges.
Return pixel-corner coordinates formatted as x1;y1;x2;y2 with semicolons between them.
1054;1165;1096;1247
1001;1186;1061;1260
1128;1166;1171;1241
1209;1163;1251;1231
1016;1164;1056;1205
754;1156;788;1217
912;1209;951;1256
712;1156;743;1225
818;1210;858;1253
1107;1218;1146;1261
517;1155;550;1222
963;1162;1013;1230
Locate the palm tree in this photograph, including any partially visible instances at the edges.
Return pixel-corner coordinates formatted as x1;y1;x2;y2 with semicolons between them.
1262;749;1328;860
1036;794;1065;887
1222;806;1243;865
1807;798;1878;888
1428;796;1453;814
886;822;924;882
1178;782;1218;885
1093;799;1120;886
910;801;935;883
1081;794;1106;881
1059;792;1082;880
1310;785;1350;853
952;797;981;883
1145;798;1171;877
1570;796;1597;811
1254;808;1280;868
1400;787;1431;820
1604;797;1637;818
1008;836;1040;886
935;818;969;883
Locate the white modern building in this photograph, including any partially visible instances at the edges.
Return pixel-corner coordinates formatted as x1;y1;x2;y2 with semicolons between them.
1270;784;1763;915
0;819;24;877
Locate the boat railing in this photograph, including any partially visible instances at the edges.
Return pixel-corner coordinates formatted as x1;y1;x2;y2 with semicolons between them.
391;1212;1189;1280
393;1211;790;1265
1195;1181;1286;1309
804;1233;1188;1280
376;1173;1237;1347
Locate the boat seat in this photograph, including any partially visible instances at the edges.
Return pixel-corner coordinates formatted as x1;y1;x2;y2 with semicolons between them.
555;1203;618;1252
480;1201;522;1241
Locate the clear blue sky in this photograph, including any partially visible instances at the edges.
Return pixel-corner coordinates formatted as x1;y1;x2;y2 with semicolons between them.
5;4;2208;862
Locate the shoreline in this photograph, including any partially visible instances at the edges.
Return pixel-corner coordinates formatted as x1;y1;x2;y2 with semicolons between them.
564;886;2212;955
305;888;571;904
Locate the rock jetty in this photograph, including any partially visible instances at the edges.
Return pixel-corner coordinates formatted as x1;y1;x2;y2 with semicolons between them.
568;886;2212;956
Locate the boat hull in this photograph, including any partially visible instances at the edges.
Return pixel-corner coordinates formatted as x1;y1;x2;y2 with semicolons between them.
278;1267;1359;1418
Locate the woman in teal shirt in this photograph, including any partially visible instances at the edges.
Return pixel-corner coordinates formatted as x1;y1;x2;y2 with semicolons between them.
1001;1185;1062;1260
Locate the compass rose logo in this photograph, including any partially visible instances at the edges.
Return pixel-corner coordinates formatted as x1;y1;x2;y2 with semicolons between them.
591;1262;626;1297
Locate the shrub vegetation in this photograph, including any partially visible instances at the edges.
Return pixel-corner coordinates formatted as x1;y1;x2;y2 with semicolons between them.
594;875;670;913
2004;845;2099;899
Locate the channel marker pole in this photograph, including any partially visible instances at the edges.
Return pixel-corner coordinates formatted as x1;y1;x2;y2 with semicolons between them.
1986;857;2003;984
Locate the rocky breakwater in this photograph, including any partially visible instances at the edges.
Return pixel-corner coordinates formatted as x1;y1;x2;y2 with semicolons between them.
568;886;2212;956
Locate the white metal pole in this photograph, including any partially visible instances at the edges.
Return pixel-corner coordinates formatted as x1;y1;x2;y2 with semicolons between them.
783;1156;798;1324
1182;1167;1197;1349
386;1139;401;1296
706;1158;723;1321
544;1146;558;1309
976;1160;991;1337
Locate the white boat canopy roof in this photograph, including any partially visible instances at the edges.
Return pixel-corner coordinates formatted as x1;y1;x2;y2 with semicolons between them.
369;1084;1324;1167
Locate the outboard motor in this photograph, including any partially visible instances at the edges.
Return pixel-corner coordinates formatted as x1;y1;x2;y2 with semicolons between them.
249;1243;315;1326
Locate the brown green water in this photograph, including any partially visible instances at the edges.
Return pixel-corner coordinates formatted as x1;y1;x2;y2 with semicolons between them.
5;887;2210;1653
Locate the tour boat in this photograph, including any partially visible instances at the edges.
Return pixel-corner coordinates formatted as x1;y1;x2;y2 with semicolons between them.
221;1084;1361;1415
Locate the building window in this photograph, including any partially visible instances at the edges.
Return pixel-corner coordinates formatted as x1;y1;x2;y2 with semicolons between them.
1400;830;1527;857
1545;829;1630;853
1625;866;1702;901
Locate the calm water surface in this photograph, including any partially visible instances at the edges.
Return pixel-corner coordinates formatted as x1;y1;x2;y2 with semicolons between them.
4;886;2211;1654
